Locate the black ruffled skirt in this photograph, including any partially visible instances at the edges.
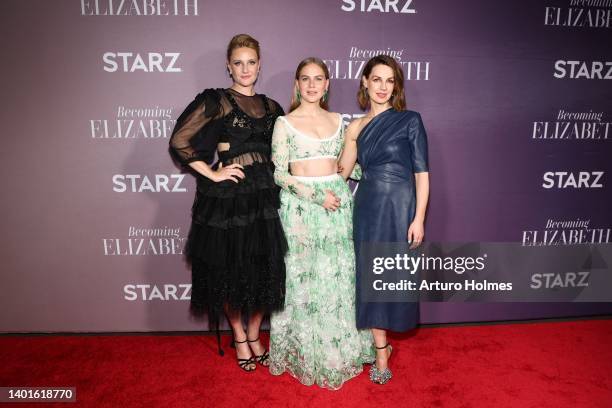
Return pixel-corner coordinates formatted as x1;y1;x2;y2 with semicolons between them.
186;161;287;324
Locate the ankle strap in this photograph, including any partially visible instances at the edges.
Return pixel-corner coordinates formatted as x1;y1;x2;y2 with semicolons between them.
375;343;389;349
247;337;259;343
234;338;248;344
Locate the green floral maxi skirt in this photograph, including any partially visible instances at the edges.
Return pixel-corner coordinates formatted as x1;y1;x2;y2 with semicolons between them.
269;174;375;390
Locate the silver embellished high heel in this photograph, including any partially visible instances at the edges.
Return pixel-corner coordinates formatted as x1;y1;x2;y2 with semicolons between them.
369;343;393;384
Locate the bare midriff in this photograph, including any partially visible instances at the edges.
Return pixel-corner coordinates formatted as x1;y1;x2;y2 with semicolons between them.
290;158;337;177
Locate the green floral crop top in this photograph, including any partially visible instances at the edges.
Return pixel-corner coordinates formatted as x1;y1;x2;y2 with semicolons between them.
271;115;344;204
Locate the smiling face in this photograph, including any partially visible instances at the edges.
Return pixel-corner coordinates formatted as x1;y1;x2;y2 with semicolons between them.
295;63;329;104
362;64;395;106
227;47;260;88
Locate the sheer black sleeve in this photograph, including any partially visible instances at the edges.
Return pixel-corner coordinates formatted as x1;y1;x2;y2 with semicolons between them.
169;89;222;165
268;98;285;116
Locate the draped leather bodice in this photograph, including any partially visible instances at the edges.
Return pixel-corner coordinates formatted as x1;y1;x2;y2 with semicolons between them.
357;109;429;184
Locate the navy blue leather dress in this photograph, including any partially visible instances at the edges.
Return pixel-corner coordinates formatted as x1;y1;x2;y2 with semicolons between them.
354;109;429;332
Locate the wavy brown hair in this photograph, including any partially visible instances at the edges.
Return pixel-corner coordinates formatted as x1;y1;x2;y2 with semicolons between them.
226;34;260;61
358;55;406;111
289;57;330;113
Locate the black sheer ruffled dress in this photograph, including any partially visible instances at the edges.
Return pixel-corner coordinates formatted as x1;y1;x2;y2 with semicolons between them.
169;88;287;344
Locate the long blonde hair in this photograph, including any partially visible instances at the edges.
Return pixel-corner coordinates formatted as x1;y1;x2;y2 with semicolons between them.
289;57;330;113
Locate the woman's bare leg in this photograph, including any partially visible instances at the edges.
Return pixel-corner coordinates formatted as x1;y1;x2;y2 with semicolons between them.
225;305;255;370
372;328;391;370
246;311;269;366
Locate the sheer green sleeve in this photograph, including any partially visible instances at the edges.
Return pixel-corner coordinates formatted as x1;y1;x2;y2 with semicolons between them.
271;118;326;204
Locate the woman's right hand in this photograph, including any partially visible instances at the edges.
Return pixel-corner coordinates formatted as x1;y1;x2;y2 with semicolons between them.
322;190;341;211
211;162;245;183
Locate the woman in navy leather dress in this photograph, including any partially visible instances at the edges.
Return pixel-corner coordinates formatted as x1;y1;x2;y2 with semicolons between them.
339;55;430;384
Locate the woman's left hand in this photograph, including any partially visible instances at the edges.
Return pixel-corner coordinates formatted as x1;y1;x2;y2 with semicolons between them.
407;221;424;249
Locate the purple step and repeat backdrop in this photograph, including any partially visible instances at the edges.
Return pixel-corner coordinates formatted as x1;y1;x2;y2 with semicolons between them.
1;0;611;332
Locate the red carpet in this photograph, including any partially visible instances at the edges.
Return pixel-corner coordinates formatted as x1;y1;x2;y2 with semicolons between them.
1;319;611;407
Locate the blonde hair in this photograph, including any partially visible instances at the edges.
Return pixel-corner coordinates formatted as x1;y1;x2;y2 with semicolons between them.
226;34;260;61
289;57;330;113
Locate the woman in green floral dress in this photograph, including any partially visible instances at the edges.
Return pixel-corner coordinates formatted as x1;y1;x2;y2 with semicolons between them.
269;58;374;390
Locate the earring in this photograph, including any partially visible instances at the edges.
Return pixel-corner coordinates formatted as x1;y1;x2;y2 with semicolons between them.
296;90;301;102
322;90;328;103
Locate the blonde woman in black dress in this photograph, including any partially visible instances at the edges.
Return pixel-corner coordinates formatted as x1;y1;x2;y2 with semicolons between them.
169;34;287;372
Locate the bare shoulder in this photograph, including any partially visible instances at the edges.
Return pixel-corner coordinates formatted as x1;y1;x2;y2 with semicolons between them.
328;111;342;122
345;117;365;140
284;110;298;119
349;117;364;130
277;112;296;129
327;112;343;131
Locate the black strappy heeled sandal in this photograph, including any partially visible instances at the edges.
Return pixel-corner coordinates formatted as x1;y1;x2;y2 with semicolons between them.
233;339;256;372
247;337;270;367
